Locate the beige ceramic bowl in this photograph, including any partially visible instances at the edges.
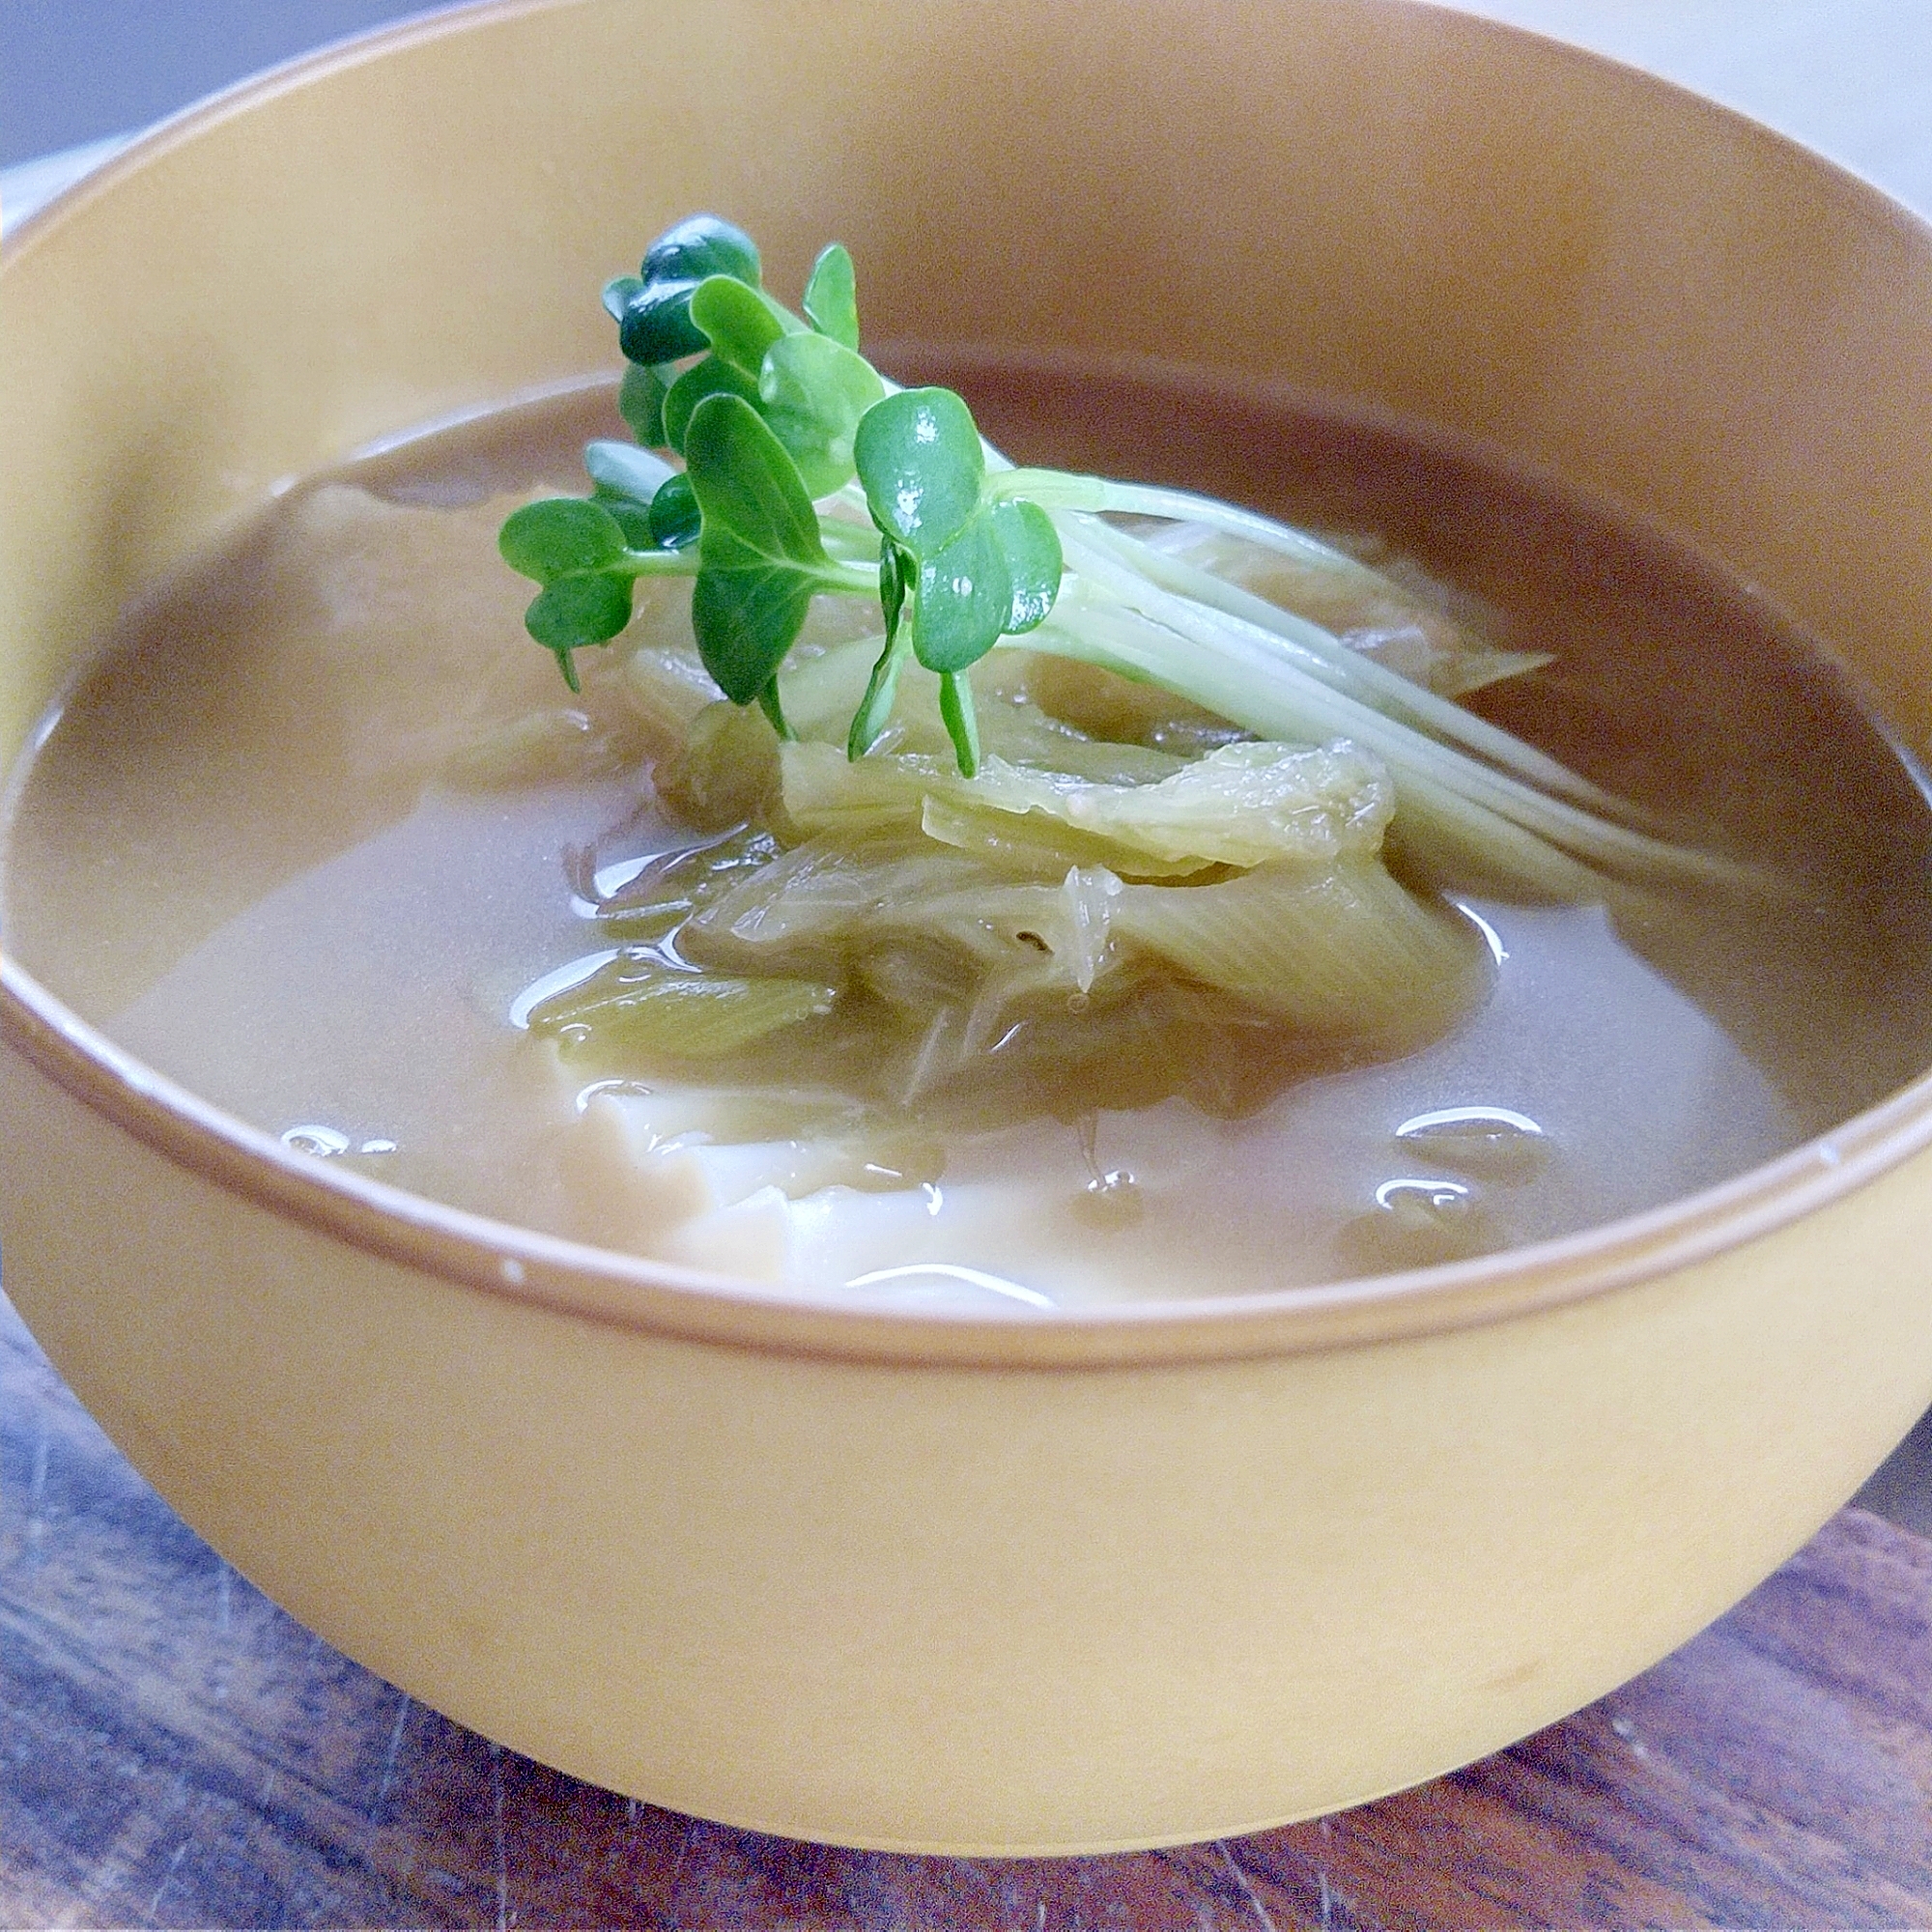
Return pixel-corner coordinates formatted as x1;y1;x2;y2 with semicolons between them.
5;0;1932;1857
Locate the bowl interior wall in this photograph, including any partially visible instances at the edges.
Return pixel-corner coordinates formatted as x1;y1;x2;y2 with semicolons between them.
5;0;1932;784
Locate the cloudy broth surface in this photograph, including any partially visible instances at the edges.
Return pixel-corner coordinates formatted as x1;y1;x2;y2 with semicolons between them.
9;361;1932;1310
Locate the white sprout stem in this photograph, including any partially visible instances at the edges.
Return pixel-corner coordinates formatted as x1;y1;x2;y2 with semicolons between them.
1050;526;1680;867
992;468;1388;584
1028;554;1753;892
974;446;1664;836
1060;511;1653;829
1013;600;1601;899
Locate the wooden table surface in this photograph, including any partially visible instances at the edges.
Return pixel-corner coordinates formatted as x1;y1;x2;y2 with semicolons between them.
10;7;1932;1927
5;1287;1932;1929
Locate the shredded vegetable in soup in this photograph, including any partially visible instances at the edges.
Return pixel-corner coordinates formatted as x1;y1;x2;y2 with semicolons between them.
9;217;1932;1311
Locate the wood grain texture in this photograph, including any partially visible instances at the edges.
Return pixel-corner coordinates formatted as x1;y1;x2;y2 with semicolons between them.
3;1286;1929;1930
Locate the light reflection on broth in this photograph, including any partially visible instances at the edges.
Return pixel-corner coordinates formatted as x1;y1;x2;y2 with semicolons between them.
7;364;1932;1307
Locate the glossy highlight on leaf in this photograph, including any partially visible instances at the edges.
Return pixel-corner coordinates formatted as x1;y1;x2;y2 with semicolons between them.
802;242;860;350
642;213;761;290
602;274;644;323
647;472;700;550
854;387;984;556
617;278;707;364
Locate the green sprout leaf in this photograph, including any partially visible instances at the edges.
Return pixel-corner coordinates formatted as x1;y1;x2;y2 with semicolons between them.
647;472;700;550
602;274;645;323
583;440;685;549
684;394;828;574
524;574;636;688
684;391;834;704
662;354;760;453
689;273;786;382
853;387;984;557
618;361;669;446
502;497;641;685
911;512;1012;673
600;498;656;547
848;624;911;759
616;278;708;364
990;497;1062;633
880;537;910;641
760;330;886;497
903;498;1061;674
802;242;860;350
642;214;761;290
908;495;1074;684
498;497;630;583
497;214;1712;882
692;568;819;708
756;679;796;741
851;546;912;758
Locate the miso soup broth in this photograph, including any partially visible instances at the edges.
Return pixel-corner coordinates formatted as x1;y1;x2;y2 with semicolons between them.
9;361;1932;1311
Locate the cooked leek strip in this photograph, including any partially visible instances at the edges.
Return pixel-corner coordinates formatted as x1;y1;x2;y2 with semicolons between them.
1112;860;1489;1044
916;795;1212;881
1060;511;1640;822
526;958;837;1057
779;738;1391;873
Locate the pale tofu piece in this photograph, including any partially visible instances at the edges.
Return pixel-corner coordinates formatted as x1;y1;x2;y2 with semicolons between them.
567;1092;721;1253
659;1185;796;1282
565;1093;832;1277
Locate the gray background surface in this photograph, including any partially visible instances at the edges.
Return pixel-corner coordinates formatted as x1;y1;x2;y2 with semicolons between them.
7;1;1932;213
1;0;434;166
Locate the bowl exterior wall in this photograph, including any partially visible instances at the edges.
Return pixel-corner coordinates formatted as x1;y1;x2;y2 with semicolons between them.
7;0;1932;1852
5;1037;1930;1851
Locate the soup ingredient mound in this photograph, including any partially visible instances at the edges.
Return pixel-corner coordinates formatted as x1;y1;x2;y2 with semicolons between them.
500;215;1747;897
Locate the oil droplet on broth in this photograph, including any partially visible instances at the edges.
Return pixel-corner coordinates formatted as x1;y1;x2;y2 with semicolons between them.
1394;1105;1552;1181
1071;1169;1145;1230
1340;1174;1500;1274
282;1122;401;1162
1376;1177;1475;1218
1069;1112;1145;1229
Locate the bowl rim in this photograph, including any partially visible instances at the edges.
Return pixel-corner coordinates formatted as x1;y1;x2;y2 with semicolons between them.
7;0;1932;1372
